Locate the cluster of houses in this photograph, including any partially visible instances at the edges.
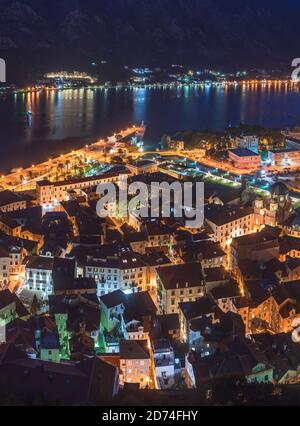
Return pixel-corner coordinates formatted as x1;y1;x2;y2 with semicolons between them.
228;133;300;169
1;163;300;404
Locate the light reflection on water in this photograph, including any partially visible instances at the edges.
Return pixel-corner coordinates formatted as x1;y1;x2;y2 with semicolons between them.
0;85;299;171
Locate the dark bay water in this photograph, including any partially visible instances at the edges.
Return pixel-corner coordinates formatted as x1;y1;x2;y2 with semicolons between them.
0;84;300;172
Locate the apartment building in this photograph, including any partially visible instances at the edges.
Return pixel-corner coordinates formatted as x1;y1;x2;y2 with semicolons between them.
228;148;261;169
0;247;11;289
36;171;129;205
268;149;300;167
0;216;22;237
84;251;148;296
0;190;27;213
156;263;205;314
119;339;152;389
22;256;54;296
205;205;254;248
236;134;259;153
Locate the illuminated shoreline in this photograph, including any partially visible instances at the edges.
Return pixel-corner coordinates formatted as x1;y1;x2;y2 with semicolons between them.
1;78;298;96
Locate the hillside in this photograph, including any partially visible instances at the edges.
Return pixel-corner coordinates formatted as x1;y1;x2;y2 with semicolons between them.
0;0;299;82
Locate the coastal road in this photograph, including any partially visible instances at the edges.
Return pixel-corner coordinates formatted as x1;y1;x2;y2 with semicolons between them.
0;125;144;192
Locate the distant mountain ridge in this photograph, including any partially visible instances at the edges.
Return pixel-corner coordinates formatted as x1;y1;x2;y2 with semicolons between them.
0;0;300;83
